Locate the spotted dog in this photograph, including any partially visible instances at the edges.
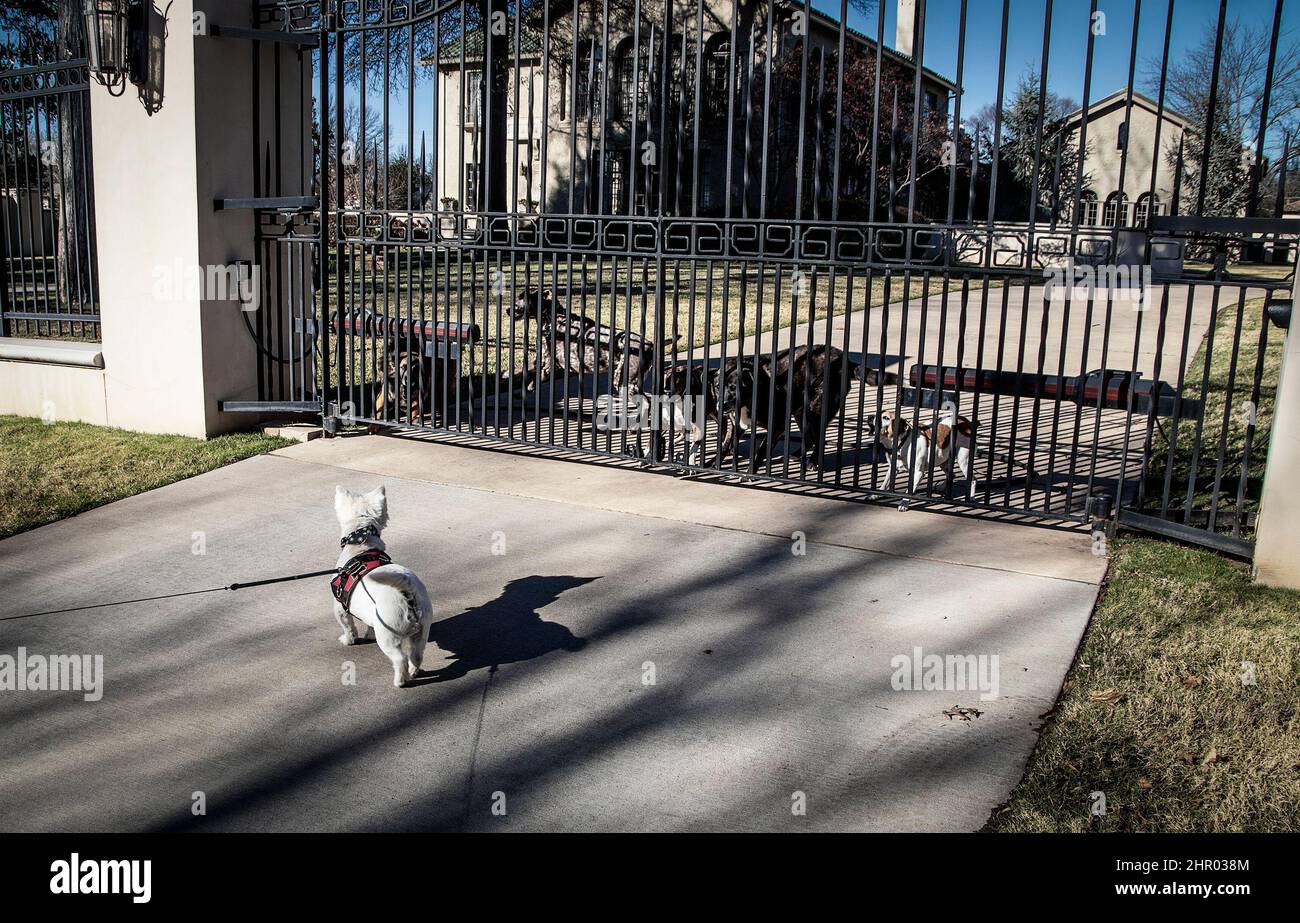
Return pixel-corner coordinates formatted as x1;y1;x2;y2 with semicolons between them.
878;407;979;498
510;288;666;404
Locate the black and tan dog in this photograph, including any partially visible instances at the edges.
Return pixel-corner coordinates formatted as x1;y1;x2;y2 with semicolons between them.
374;351;430;426
510;288;667;403
374;344;469;428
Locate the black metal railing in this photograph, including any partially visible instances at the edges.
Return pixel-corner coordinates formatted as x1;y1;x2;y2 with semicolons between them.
239;0;1296;556
0;24;100;340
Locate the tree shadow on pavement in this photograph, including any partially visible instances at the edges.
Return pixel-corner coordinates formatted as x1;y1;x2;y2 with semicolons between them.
415;575;596;684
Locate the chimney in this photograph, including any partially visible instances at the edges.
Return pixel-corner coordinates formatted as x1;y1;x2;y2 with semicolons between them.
896;0;916;57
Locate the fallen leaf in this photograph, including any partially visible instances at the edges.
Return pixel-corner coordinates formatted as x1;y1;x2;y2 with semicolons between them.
1137;778;1153;791
1181;675;1202;688
943;705;984;722
1201;747;1218;766
1089;688;1127;705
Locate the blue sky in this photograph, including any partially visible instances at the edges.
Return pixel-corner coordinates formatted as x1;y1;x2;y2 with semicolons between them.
824;0;1300;123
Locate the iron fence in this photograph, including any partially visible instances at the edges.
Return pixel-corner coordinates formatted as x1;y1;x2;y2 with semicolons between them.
238;0;1297;557
0;23;100;340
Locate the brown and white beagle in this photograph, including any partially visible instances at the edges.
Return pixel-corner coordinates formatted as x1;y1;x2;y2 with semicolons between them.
879;408;979;499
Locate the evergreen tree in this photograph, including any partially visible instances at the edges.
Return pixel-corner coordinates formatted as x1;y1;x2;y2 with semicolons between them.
998;72;1089;222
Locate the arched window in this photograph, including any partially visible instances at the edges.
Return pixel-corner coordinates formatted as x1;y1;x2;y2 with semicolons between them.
1103;192;1128;227
703;33;733;118
1134;192;1160;226
615;35;654;121
1079;190;1098;226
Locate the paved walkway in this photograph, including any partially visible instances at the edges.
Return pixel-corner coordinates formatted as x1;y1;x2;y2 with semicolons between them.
0;435;1104;831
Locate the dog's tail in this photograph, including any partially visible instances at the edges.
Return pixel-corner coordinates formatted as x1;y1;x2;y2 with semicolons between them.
365;570;427;636
851;361;898;387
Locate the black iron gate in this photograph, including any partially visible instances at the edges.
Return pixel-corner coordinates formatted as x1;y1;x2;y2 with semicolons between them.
235;0;1297;558
0;22;99;340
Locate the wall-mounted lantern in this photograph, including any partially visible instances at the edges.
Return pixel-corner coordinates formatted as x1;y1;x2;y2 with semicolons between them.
83;0;167;114
82;0;132;95
82;0;154;95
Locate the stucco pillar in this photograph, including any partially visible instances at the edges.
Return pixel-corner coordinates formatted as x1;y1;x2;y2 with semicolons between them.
1253;251;1300;590
89;0;308;436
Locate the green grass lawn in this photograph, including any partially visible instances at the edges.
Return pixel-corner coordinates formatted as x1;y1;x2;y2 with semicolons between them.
0;416;291;540
1139;296;1282;540
320;257;991;388
989;534;1300;832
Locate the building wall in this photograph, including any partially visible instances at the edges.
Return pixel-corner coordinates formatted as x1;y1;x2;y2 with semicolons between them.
1067;99;1187;227
433;65;549;214
425;0;952;218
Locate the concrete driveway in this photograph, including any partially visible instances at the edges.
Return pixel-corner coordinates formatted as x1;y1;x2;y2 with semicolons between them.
0;435;1104;831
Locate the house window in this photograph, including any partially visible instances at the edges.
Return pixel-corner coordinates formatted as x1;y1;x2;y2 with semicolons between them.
1135;192;1160;226
464;163;480;210
616;36;653;120
464;71;483;126
1103;192;1128;227
925;91;939;114
607;152;624;214
1079;190;1098;225
700;150;715;211
704;35;732;118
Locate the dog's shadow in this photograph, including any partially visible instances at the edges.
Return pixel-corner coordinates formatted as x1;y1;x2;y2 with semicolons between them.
413;575;596;684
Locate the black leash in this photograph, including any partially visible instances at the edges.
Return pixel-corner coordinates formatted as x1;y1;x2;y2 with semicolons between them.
1;568;338;624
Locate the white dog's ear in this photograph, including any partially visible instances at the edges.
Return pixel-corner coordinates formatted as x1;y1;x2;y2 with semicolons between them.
365;486;388;526
334;485;350;513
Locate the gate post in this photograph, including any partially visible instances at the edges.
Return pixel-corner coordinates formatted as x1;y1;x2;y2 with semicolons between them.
86;0;311;436
1253;250;1300;589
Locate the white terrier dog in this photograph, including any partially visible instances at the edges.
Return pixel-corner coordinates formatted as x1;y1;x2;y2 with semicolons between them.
332;486;433;687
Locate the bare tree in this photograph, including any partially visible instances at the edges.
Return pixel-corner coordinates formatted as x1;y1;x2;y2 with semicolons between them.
1147;16;1300;216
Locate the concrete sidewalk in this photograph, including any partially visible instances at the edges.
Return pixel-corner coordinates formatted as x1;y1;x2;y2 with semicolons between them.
0;435;1104;831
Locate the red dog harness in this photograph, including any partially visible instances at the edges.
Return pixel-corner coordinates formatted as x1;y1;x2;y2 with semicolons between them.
330;549;392;613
